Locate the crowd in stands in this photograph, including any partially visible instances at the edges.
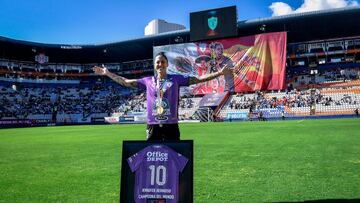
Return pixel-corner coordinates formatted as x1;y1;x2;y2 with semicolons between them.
228;89;359;111
287;67;360;89
0;83;146;120
1;86;54;118
179;97;194;109
1;82;359;121
1;65;359;121
223;66;360;112
115;93;146;115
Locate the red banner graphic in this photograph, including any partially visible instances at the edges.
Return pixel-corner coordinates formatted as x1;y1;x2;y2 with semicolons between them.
154;32;287;95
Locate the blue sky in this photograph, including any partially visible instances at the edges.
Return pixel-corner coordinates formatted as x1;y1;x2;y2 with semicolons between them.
0;0;357;44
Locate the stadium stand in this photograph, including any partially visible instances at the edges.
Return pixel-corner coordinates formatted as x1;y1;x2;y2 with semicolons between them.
1;7;360;127
178;97;202;121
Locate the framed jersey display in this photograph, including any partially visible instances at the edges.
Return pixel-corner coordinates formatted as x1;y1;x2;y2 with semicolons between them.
120;140;193;203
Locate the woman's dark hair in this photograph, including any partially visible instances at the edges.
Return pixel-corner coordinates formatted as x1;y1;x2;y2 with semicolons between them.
155;52;168;62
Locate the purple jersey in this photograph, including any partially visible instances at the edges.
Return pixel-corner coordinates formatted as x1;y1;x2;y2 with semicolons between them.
127;145;188;203
137;74;189;125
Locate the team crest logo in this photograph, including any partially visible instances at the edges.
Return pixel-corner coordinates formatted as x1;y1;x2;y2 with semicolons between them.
208;16;218;31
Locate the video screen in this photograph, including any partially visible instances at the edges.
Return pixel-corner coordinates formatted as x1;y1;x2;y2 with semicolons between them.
190;6;238;41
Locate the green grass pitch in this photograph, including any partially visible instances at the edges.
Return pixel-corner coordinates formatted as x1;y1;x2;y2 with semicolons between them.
0;118;359;202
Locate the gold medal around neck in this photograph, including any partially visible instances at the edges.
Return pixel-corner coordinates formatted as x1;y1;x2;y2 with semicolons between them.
156;105;164;115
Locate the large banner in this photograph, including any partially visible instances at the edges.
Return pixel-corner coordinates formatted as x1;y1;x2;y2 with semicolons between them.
154;32;287;95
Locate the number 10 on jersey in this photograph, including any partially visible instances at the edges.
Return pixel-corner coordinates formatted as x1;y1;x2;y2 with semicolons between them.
149;165;167;186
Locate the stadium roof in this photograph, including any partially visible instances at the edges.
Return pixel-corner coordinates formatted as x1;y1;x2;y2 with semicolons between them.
0;6;359;64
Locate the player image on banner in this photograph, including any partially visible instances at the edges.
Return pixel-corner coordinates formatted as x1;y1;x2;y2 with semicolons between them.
127;145;188;203
153;32;287;95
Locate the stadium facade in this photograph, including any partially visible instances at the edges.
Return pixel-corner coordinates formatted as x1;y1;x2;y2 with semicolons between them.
144;19;186;36
0;7;359;127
